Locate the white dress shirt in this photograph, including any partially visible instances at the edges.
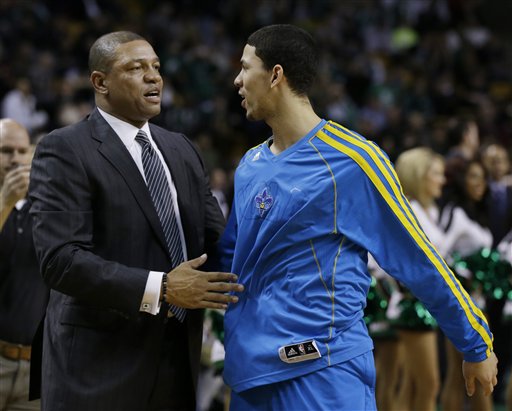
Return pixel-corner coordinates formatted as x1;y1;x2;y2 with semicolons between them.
98;108;188;315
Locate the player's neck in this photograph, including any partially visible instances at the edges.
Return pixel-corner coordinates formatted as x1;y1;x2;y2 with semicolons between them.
268;99;321;155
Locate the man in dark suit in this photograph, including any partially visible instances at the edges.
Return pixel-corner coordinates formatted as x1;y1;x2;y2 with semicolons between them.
28;31;243;411
481;143;512;247
0;118;48;410
481;142;512;404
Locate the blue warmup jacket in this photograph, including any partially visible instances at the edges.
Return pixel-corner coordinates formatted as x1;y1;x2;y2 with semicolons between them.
220;119;493;393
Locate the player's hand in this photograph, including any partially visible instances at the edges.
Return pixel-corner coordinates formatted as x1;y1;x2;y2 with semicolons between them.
1;165;31;207
462;352;498;397
165;254;244;309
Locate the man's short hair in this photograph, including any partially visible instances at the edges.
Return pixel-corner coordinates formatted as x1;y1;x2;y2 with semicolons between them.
88;31;145;74
247;24;318;97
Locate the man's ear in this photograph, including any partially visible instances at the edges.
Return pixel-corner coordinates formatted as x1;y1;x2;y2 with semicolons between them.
270;65;284;88
90;71;108;94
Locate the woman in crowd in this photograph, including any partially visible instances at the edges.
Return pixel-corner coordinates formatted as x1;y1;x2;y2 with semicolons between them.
439;157;494;411
365;255;403;411
392;147;450;411
497;229;512;411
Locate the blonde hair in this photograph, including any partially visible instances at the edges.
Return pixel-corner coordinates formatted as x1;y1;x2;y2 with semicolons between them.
395;147;444;200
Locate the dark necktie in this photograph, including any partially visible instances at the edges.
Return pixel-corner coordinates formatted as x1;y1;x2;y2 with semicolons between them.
135;130;186;322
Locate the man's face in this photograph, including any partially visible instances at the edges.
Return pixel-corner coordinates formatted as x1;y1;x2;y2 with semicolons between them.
99;40;163;128
0;122;31;185
234;45;273;121
483;145;510;181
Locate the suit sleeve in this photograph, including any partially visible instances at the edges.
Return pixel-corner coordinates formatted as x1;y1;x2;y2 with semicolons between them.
28;131;148;317
337;148;493;362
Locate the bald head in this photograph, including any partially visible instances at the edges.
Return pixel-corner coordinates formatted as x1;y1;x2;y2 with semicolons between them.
0;119;31;184
0;119;29;137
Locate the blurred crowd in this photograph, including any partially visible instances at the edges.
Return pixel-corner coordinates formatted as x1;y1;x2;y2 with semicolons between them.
1;0;511;198
1;0;511;410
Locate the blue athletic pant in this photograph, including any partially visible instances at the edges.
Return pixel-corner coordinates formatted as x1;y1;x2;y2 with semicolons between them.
230;350;377;411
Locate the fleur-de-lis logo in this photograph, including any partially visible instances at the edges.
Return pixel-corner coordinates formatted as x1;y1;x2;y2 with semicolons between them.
254;187;274;217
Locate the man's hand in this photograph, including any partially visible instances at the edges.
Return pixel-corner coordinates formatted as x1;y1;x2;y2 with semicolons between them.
0;165;31;230
462;352;498;397
165;254;244;310
0;165;31;208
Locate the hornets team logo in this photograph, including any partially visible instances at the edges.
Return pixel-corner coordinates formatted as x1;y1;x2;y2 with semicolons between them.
254;187;274;217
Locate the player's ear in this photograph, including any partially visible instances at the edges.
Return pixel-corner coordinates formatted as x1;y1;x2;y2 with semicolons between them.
270;65;284;88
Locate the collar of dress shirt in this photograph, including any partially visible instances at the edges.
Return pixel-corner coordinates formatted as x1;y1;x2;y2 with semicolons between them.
97;107;152;149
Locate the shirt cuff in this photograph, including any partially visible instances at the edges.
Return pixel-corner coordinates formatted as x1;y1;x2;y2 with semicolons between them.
139;271;165;315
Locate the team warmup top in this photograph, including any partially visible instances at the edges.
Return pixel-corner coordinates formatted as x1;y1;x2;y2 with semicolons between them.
220;119;493;393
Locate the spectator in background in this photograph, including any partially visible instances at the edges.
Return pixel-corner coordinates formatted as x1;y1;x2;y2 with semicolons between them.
480;143;512;246
0;3;511;407
0;118;49;411
494;197;512;410
445;118;481;162
439;158;494;411
0;119;32;228
210;168;230;219
392;147;447;411
364;260;402;411
439;158;493;258
480;143;512;407
1;0;512;177
1;79;48;137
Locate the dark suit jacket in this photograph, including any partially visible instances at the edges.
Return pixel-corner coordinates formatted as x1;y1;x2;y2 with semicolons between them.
28;109;225;411
0;201;49;345
488;183;512;247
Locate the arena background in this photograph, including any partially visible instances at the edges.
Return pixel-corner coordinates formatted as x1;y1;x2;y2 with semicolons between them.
1;1;511;410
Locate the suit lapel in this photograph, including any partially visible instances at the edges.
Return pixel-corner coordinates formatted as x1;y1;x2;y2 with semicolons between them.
88;110;168;254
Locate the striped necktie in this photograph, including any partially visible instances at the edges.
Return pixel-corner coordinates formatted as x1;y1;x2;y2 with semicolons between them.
135;130;186;322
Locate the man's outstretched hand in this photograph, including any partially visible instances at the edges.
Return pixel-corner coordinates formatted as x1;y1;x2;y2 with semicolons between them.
165;254;244;310
462;352;498;397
